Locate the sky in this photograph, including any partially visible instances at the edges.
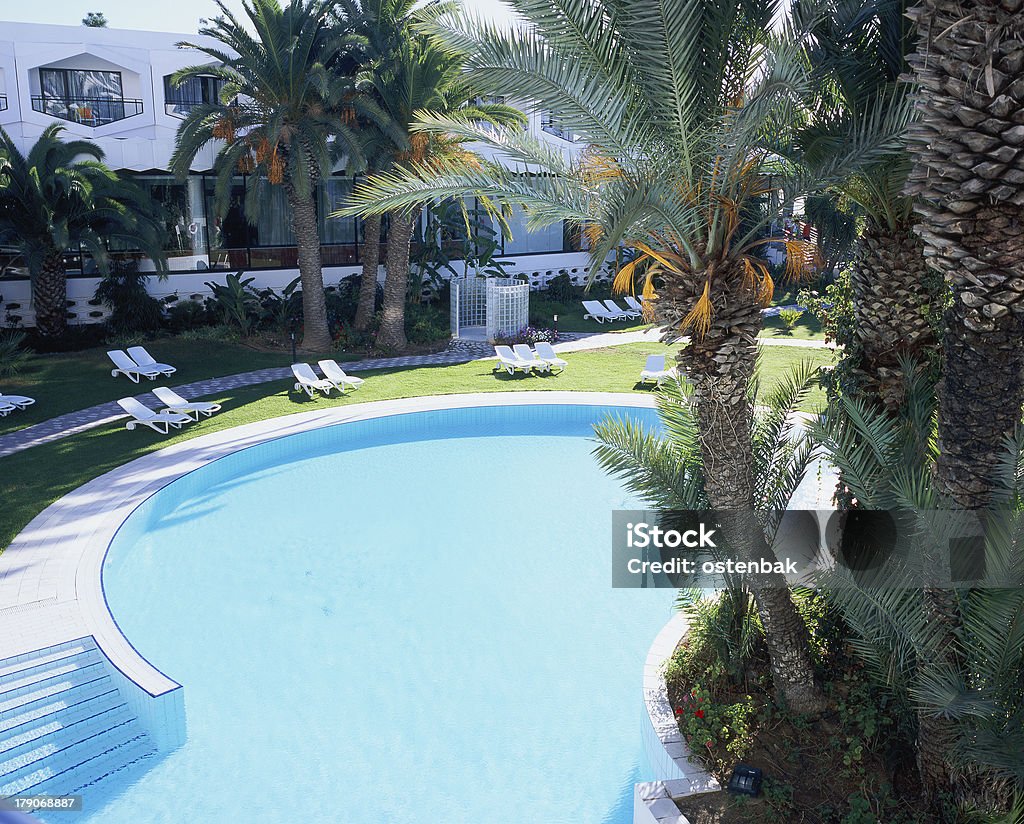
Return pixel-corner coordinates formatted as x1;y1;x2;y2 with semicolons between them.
0;0;511;34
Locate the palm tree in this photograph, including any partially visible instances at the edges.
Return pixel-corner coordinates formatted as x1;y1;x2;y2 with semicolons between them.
0;125;166;339
594;361;821;697
794;0;940;410
339;0;872;711
171;0;367;352
816;364;1024;810
903;0;1024;507
335;0;524;350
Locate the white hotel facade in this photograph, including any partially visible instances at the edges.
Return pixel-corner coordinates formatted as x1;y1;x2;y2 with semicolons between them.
0;21;595;328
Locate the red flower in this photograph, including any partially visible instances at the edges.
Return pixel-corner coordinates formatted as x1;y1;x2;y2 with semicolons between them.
705;740;713;748
674;708;683;717
695;709;705;719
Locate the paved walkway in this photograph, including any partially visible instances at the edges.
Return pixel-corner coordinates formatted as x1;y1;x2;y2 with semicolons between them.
0;325;831;459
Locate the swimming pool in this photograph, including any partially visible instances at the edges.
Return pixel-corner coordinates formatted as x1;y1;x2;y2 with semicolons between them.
86;404;676;824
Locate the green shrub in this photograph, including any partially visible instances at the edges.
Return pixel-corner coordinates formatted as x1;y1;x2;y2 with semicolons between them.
205;272;260;335
165;299;211;332
778;307;803;331
178;324;241;343
0;330;31;377
544;271;577;303
404;301;450;344
94;262;164;334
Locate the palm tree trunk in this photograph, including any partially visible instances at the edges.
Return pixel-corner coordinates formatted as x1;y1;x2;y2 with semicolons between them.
850;220;938;409
903;0;1024;804
285;184;332;352
378;208;418;351
32;246;69;339
354;213;382;332
673;281;824;714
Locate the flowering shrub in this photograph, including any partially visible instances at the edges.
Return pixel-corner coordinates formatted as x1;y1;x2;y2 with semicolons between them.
674;685;756;771
494;326;558;346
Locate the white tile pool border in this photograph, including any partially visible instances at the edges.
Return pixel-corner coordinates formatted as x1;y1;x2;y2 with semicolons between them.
0;391;657;753
633;613;721;824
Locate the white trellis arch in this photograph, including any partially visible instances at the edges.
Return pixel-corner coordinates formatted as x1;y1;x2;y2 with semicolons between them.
450;277;529;342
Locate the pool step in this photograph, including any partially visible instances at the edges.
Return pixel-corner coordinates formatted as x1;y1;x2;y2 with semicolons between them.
0;638;157;800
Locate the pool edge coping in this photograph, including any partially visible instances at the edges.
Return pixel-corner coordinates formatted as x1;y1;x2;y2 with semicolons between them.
0;391;659;721
634;613;722;823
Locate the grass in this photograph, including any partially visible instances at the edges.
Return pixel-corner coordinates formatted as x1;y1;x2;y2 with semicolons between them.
0;342;834;551
760;311;824;341
0;335;355;438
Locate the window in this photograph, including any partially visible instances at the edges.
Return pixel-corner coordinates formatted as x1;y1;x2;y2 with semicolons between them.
501;206;568;255
540;112;578;142
35;68;141;125
164;74;226;118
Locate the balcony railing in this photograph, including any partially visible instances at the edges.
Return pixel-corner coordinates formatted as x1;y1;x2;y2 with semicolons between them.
165;99;206;119
0;94;7;112
31;95;143;127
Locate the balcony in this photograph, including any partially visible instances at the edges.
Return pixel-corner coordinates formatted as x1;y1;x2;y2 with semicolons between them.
31;95;143;127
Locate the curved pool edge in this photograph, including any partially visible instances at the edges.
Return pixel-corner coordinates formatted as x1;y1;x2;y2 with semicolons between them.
633;614;721;823
0;391;657;758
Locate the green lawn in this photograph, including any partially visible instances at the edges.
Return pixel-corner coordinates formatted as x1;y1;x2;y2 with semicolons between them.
0;342;834;551
0;336;355;438
760;311;824;341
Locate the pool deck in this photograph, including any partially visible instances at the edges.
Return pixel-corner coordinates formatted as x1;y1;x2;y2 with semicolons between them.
0;392;659;701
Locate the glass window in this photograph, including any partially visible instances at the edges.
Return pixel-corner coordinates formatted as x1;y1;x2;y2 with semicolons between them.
39;68;127;126
501;206;566;255
319;178;357;244
164;74;225;118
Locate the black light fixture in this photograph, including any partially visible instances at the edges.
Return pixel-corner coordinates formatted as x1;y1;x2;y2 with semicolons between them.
289;327;297;364
553;314;558;339
726;764;762;797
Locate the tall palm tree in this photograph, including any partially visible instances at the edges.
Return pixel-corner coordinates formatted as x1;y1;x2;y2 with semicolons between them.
903;0;1024;507
816;364;1024;810
171;0;367;352
332;0;413;335
338;0;882;711
0;125;166;340
794;0;940;410
346;28;520;348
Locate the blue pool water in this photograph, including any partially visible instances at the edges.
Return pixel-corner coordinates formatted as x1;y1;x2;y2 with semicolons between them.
90;404;675;824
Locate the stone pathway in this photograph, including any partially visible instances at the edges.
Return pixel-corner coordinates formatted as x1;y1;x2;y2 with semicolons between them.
0;324;831;459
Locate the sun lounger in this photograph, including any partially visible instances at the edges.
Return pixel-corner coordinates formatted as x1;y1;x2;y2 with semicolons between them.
126;346;176;378
533;342;568;374
0;393;35;411
117;397;193;434
108;350;164;382
604;299;641;319
624;296;647;315
493;345;538;375
152;387;221;420
317;360;365;394
513;344;551;373
292;363;338;397
639;354;677;387
582;300;619;323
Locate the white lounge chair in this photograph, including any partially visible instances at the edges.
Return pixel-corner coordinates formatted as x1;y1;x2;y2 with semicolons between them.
292;362;338;397
604;299;640;319
108;350;164;383
152;387;221;421
0;393;35;411
582;300;618;323
117;397;193;434
318;360;365;394
533;342;568;374
513;344;550;373
493;345;537;376
624;296;647;316
126;346;176;378
0;399;17;417
639;354;677;387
